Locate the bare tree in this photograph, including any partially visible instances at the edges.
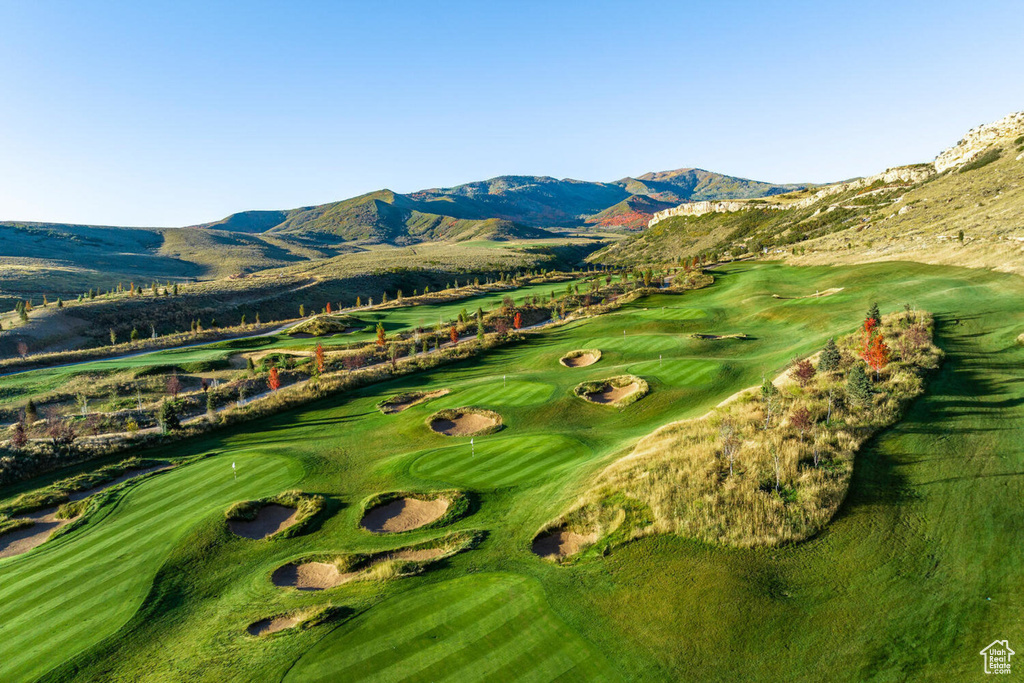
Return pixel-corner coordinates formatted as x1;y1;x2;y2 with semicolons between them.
76;392;89;417
167;373;182;399
761;376;780;430
769;437;783;493
720;420;741;476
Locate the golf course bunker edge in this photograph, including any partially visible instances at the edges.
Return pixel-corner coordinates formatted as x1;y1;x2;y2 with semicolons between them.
360;490;468;533
559;349;602;368
574;374;649;407
532;528;598;560
428;407;503;437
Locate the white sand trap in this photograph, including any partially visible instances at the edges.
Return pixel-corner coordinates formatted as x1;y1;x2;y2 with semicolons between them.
361;497;449;533
0;464;173;560
430;413;497;436
588;382;640;404
773;287;844;300
229;504;299;540
247;615;301;636
560;352;599;368
382;389;450;414
532;530;597;559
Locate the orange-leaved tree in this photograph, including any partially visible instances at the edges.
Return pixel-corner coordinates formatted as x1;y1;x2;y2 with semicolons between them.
864;334;889;379
375;322;386;347
513;311;522;329
449;326;459;345
268;366;281;391
314;342;325;376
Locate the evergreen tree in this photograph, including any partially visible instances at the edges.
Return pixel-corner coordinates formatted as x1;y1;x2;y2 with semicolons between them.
847;363;872;406
206;391;216;415
160;400;181;431
866;302;880;325
25;398;38;424
819;338;841;372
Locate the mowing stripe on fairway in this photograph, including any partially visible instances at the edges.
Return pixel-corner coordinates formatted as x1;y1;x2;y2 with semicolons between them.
435;380;556;409
626;359;721;387
0;453;300;683
408;434;591;488
284;573;618;683
579;335;681;355
631;307;707;320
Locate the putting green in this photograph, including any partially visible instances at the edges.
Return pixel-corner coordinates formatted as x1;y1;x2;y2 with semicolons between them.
626;359;721;386
0;453;300;682
284;573;617;682
580;334;681;355
434;379;555;409
632;306;707;320
408;434;591;488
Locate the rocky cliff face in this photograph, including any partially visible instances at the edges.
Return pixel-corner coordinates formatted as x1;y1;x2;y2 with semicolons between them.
649;111;1024;228
933;111;1024;172
648;165;934;226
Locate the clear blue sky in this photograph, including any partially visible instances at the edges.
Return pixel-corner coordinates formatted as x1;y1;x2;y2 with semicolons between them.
1;1;1022;227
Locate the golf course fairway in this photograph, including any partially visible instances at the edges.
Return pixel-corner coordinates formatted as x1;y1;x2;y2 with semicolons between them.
2;262;1021;681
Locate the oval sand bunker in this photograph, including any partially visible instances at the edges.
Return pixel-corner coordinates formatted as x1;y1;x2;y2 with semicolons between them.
589;382;640;404
429;408;501;437
560;349;601;368
228;504;299;540
361;497;449;533
532;530;597;560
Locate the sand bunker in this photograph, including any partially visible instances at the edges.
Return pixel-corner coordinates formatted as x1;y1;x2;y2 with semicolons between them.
588;382;640;404
273;562;350;591
429;409;500;437
0;464;173;560
380;389;450;414
532;530;597;560
273;547;450;591
228;504;299;540
692;333;748;341
247;615;301;636
772;287;844;300
361;497;449;533
560;350;601;368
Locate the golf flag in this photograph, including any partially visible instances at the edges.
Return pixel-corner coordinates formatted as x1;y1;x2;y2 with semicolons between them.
232;462;236;470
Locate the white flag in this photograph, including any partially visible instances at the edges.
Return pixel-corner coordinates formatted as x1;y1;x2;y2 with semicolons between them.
232;462;236;470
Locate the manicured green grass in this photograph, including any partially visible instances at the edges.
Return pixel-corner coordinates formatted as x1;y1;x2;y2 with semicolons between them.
284;573;616;682
4;261;1024;682
408;434;592;489
0;452;300;682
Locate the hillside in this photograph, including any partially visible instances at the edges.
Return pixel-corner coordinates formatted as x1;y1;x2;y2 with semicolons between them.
593;111;1024;275
204;170;802;239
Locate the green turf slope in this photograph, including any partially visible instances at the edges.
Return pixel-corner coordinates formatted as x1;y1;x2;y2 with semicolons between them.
3;262;1022;681
0;453;300;682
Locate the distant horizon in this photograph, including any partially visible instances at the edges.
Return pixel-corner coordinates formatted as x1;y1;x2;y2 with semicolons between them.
2;1;1022;227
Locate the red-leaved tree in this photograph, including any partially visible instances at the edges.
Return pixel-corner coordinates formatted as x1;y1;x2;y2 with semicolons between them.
513;311;523;329
791;359;816;387
325;301;332;314
268;366;281;391
315;342;325;375
864;334;889;378
449;326;459;346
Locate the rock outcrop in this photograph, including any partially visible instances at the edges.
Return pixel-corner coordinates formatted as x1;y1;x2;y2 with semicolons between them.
933;111;1024;173
648;165;933;226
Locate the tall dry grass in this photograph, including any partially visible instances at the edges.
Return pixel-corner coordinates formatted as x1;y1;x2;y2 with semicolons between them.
551;311;942;549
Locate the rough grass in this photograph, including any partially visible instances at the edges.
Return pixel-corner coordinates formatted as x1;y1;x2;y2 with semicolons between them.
554;311;941;549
